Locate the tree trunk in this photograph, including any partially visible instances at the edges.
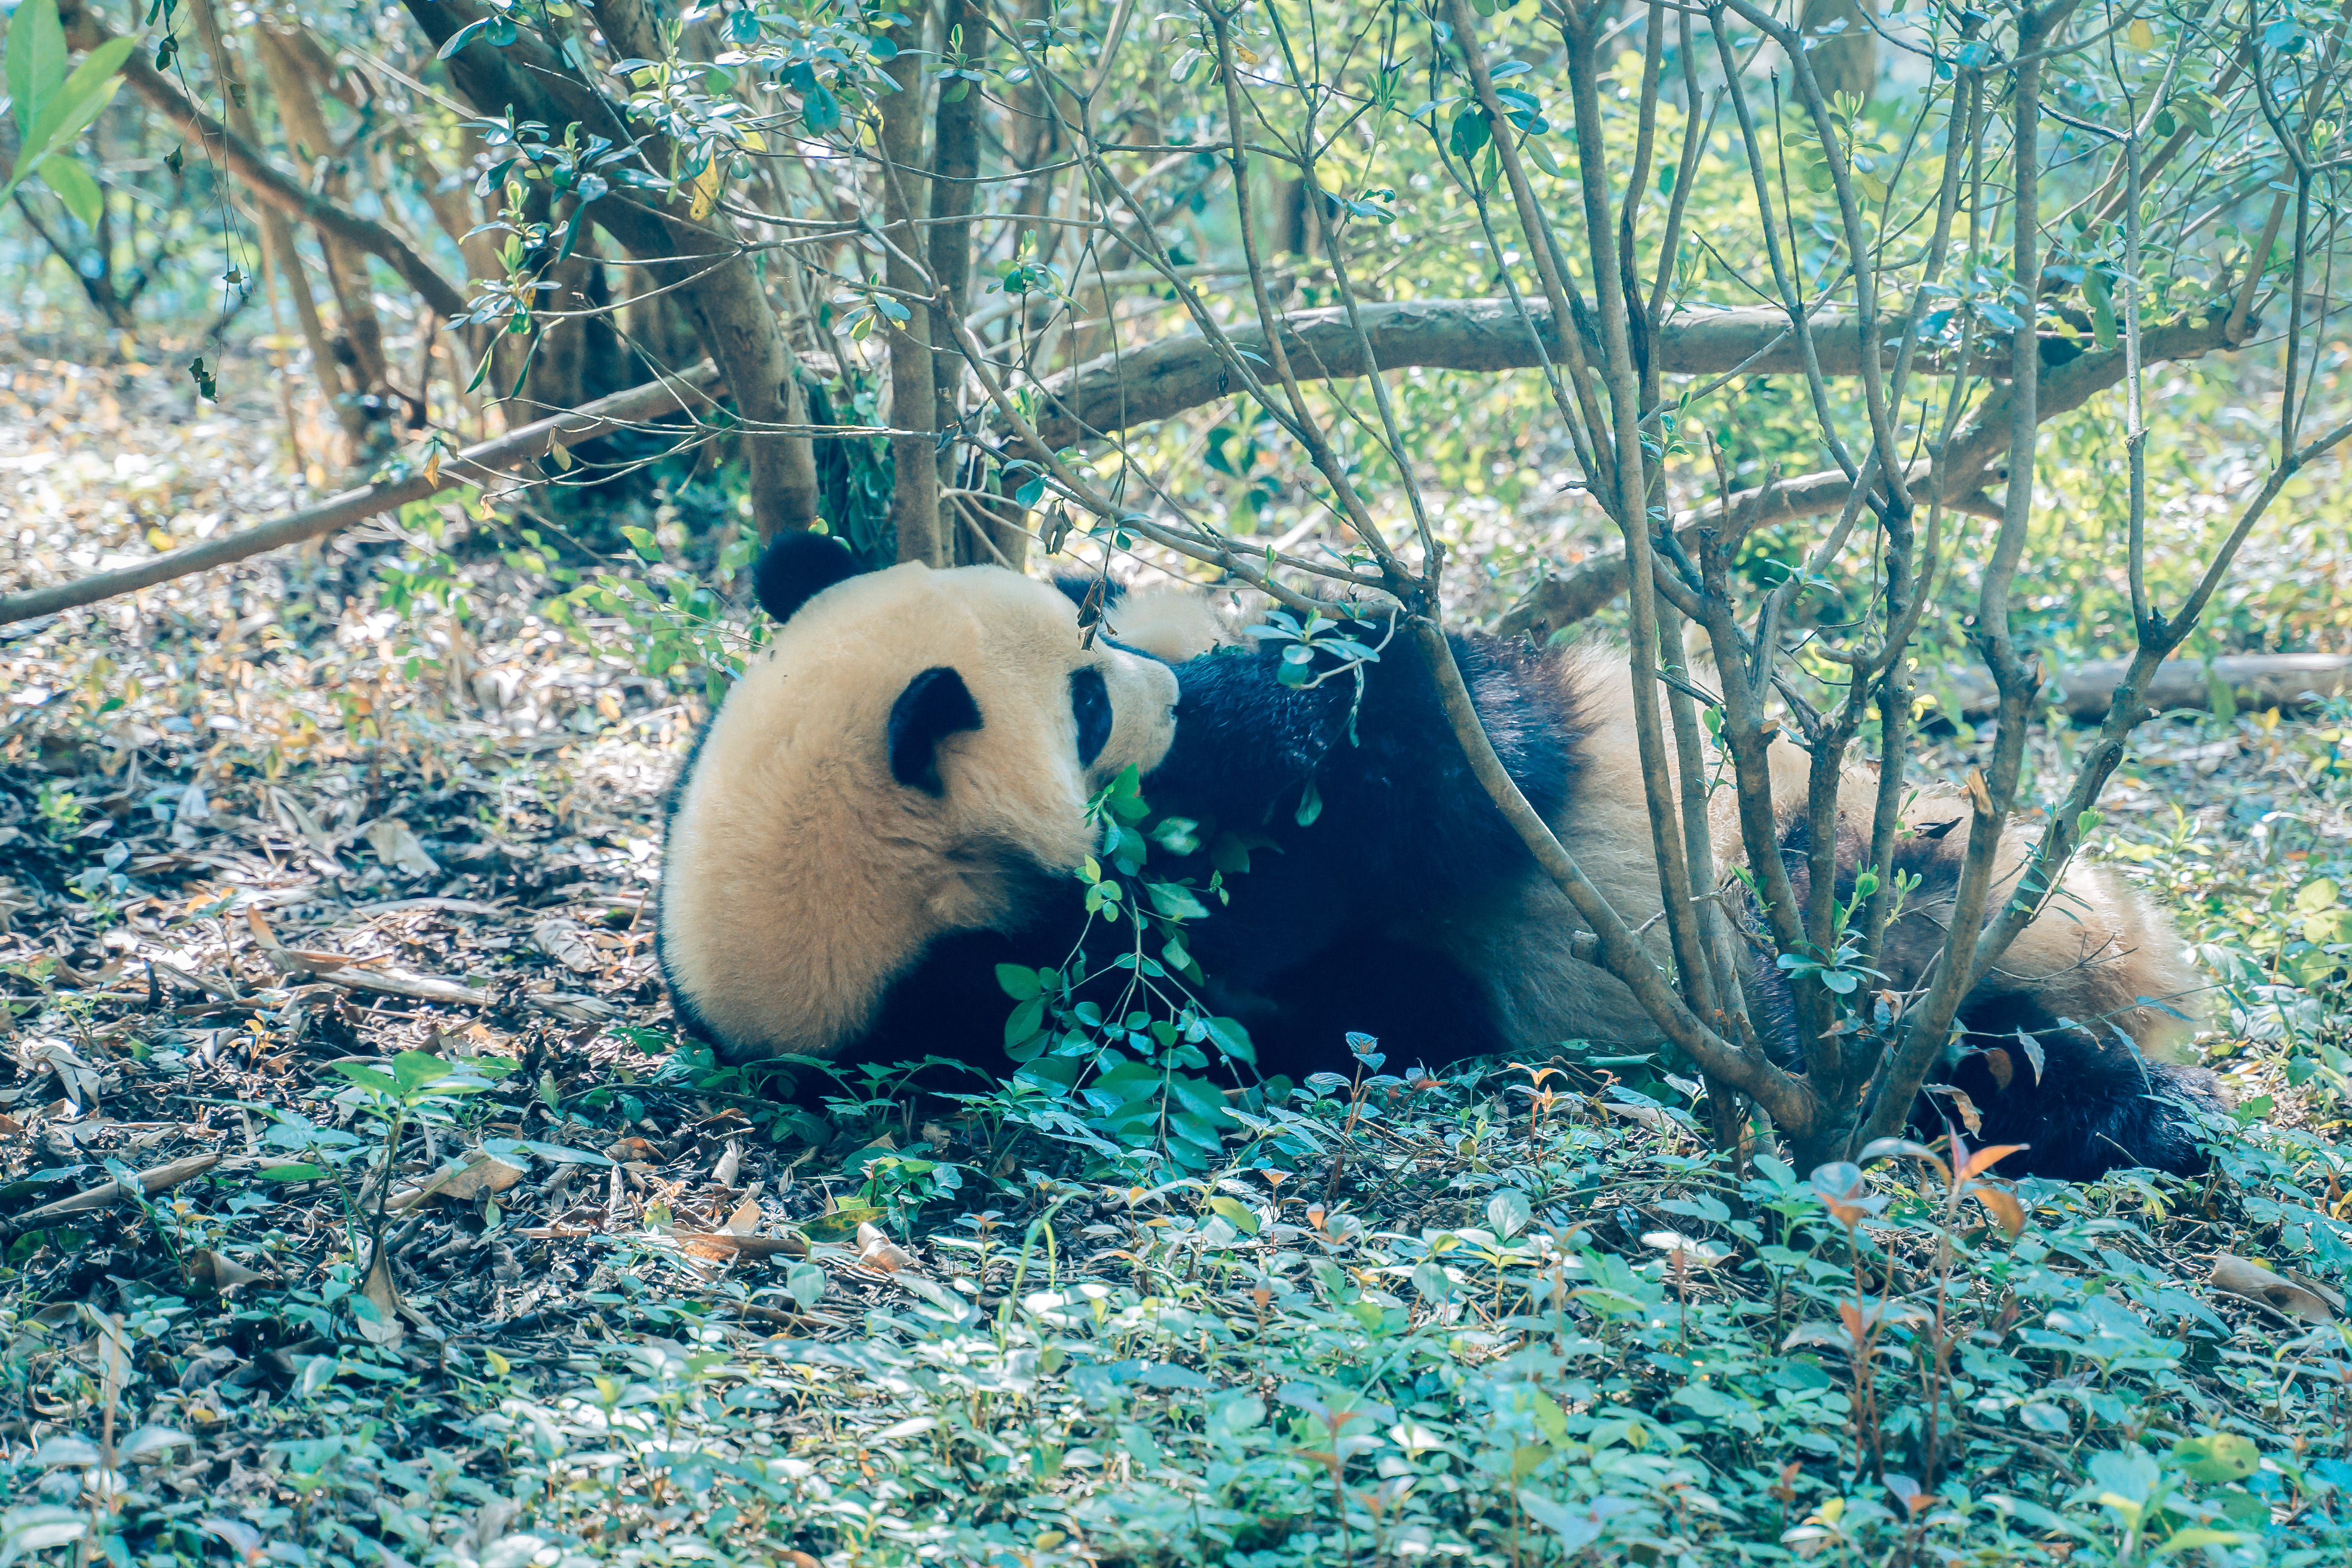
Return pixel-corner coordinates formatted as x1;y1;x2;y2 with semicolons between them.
53;0;469;320
254;28;390;400
927;0;1018;566
397;0;820;541
177;0;362;440
1798;0;1879;102
880;4;943;566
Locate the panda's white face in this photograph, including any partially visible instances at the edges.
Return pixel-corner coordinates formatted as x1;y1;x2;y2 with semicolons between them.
657;562;1181;1059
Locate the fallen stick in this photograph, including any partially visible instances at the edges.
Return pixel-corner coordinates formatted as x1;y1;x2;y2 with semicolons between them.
0;365;721;629
0;1153;225;1236
1938;652;2352;723
278;954;620;1023
246;907;619;1022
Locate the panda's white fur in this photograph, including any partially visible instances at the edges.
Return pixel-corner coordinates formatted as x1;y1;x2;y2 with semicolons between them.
659;562;1189;1059
1439;648;2201;1062
1097;578;1245;662
1313;638;2200;1062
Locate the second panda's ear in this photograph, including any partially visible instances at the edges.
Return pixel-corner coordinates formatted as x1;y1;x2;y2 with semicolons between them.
752;531;862;624
889;667;983;795
1052;574;1127;613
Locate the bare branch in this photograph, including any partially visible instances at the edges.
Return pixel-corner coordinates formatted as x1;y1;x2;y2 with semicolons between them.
0;368;724;629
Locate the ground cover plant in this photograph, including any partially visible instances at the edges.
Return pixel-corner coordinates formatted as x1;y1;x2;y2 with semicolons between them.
6;0;2352;1558
0;346;2350;1565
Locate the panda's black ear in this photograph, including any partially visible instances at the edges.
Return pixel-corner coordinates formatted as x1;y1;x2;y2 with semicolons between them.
889;667;983;795
752;531;862;624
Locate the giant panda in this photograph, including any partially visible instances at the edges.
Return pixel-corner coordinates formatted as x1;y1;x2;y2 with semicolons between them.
656;532;2224;1180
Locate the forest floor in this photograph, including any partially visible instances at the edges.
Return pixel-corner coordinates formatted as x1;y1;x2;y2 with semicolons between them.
3;347;2352;1568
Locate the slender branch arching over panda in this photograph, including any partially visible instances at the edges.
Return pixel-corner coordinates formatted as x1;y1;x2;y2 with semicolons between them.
657;534;2223;1181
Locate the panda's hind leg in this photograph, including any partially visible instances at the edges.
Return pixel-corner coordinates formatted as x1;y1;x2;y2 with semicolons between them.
1932;989;2225;1181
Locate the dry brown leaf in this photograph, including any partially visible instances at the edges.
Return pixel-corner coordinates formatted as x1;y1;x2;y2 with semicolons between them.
1979;1048;2017;1093
857;1221;918;1273
1964;767;1993;816
2211;1255;2336;1322
724;1193;761;1235
365;817;442;878
356;1251;406;1347
605;1136;660;1163
438;1151;528;1202
1970;1184;2027;1240
185;1249;270;1292
388;1149;528;1211
532;917;600;973
711;1140;742;1190
666;1227;808;1261
1922;1082;1985;1135
94;1312;131;1413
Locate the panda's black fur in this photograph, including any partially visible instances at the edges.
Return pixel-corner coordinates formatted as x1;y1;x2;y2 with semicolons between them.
1752;813;2224;1183
657;534;2224;1180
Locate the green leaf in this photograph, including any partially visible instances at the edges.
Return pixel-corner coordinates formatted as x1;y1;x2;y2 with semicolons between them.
1208;1196;1260;1236
36;152;103;227
328;1061;402;1095
1487;1189;1532;1238
485;1137;613;1167
19;36;134;163
7;0;67;139
2151;1530;2249;1558
1202;1015;1255;1065
996;963;1043;1000
1144;881;1209;921
393;1050;453;1092
1448;105;1490;161
2084;268;2118;351
1003;996;1046;1046
437;16;494;59
785;1261;826;1309
1165;1074;1229;1121
2172;1432;2261;1483
2;34;133;206
256;1163;326;1181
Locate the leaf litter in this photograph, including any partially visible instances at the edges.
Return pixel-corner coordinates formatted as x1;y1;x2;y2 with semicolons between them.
1;353;2350;1565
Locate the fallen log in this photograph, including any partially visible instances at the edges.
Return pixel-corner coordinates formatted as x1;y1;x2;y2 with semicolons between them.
1494;314;2248;640
1938;652;2352;722
1032;301;1913;450
0;365;722;629
0;1153;225;1236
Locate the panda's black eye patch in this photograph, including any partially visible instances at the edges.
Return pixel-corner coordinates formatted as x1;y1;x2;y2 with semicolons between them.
1070;666;1113;768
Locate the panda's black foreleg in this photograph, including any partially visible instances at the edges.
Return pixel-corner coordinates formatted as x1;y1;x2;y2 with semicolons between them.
1931;996;2225;1182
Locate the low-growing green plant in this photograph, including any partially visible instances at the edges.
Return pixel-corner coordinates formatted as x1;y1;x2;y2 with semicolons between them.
978;765;1265;1177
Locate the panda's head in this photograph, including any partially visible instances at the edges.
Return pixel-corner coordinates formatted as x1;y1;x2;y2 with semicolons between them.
656;533;1184;1061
